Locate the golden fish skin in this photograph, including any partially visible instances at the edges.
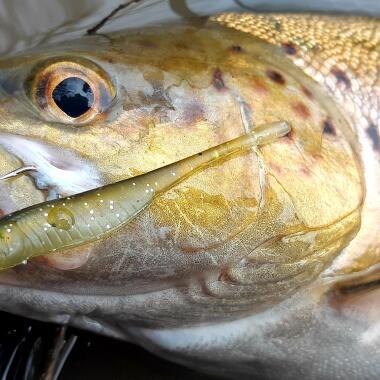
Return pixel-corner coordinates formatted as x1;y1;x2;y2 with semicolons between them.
0;11;377;380
0;121;289;270
0;19;362;313
213;13;380;276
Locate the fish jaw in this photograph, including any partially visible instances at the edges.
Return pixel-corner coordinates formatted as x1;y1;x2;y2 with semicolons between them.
0;134;105;269
0;146;46;217
0;133;103;198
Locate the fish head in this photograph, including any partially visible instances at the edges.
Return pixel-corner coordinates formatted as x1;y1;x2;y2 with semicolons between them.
0;23;365;331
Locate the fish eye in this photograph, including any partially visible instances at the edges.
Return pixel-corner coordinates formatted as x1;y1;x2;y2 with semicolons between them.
26;57;115;125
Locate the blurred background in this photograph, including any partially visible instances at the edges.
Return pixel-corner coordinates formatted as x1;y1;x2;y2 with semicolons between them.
0;311;218;379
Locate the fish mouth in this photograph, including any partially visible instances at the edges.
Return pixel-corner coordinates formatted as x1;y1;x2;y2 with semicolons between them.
0;133;104;200
0;133;106;270
0;145;45;215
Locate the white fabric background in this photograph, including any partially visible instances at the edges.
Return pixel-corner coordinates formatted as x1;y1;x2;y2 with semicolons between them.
0;0;379;55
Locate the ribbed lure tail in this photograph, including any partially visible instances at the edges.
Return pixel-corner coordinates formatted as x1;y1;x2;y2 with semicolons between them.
0;121;289;270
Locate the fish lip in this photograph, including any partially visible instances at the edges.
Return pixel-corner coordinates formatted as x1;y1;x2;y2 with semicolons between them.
0;132;104;215
0;133;106;271
0;151;98;271
0;132;104;270
0;146;46;218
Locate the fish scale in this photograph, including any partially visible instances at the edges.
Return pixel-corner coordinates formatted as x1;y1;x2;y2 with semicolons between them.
0;9;378;380
212;12;380;276
213;14;380;97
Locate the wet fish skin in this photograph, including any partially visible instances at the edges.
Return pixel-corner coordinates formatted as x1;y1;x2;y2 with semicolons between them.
0;20;362;318
213;13;380;276
0;121;289;270
0;11;377;380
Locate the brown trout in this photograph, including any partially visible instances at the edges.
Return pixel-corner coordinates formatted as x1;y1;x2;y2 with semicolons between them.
0;9;379;380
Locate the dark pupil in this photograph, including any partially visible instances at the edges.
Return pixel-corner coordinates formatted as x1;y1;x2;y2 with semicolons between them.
52;77;94;118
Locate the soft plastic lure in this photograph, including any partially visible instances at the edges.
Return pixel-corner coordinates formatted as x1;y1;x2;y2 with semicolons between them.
0;121;289;270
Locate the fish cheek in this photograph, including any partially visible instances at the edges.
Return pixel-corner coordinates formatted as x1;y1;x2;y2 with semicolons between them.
262;134;363;228
149;154;261;253
150;188;257;254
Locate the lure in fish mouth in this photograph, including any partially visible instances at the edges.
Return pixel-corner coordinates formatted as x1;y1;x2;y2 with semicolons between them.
0;10;378;380
0;120;290;270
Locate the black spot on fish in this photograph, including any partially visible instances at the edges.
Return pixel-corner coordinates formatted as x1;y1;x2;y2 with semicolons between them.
286;128;295;141
229;45;243;52
323;119;336;135
292;102;311;119
366;124;380;151
212;68;225;90
282;42;297;55
266;69;286;85
331;68;351;88
301;86;314;99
